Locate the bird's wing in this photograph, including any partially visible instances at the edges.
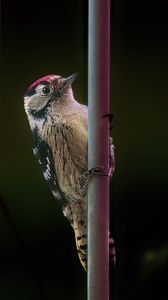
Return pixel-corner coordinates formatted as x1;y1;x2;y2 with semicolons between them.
67;108;88;173
32;127;67;208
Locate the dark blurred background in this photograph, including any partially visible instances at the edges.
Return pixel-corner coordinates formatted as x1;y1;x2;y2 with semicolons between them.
1;0;168;299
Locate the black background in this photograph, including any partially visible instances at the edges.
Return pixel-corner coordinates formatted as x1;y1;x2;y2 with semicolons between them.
1;1;168;299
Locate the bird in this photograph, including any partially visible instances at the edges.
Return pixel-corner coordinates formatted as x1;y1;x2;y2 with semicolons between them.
24;73;116;270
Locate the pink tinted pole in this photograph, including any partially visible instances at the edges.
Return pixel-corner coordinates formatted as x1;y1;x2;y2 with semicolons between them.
88;0;110;299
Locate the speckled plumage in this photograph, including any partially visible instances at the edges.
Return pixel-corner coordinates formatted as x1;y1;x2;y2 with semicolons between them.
24;74;115;270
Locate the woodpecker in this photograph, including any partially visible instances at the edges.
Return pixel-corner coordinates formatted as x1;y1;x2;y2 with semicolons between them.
24;73;116;270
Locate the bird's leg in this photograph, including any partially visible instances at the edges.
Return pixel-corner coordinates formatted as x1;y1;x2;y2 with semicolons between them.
78;167;110;194
88;167;111;177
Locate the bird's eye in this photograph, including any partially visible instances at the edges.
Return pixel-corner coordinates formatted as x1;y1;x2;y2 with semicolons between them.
42;86;51;94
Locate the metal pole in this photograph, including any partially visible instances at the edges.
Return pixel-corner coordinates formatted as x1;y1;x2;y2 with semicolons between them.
88;0;110;299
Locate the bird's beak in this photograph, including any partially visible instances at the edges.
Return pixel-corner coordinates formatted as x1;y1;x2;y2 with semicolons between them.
64;73;78;86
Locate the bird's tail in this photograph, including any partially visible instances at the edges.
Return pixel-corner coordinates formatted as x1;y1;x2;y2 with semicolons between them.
74;225;116;271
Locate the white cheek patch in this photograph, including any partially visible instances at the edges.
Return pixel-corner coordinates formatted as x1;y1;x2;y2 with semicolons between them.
24;92;50;113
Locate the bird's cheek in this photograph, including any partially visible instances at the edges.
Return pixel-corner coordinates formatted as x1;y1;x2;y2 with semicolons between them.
36;97;49;109
27;100;42;112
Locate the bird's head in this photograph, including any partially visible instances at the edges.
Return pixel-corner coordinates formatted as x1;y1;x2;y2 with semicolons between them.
24;73;77;120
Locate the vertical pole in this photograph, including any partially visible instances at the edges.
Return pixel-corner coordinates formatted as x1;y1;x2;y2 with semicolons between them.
88;0;110;299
